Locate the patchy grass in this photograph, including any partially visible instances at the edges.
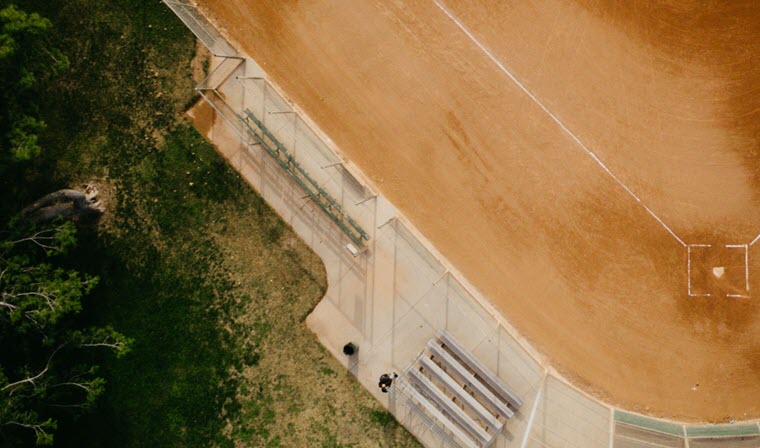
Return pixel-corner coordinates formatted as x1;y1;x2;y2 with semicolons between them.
214;211;418;447
368;409;399;429
9;0;421;446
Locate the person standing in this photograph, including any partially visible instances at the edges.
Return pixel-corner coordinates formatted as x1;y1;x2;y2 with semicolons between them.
378;372;398;393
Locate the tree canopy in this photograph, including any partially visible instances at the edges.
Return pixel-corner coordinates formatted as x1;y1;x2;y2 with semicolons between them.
0;5;130;446
0;4;68;169
0;221;132;446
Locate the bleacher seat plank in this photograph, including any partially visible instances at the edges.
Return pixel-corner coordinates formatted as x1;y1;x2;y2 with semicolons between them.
409;369;490;446
438;329;523;409
403;381;480;448
419;356;504;432
427;340;513;419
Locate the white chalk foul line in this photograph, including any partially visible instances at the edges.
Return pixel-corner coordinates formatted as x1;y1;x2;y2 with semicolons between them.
520;374;546;448
431;0;686;247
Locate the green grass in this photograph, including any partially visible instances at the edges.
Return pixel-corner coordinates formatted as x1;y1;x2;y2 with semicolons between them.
5;0;421;446
368;409;399;429
56;126;253;447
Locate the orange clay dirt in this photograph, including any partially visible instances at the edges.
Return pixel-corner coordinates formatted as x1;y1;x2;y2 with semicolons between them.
194;0;760;422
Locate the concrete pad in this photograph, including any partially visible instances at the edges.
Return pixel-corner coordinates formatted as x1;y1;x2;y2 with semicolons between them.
529;377;610;448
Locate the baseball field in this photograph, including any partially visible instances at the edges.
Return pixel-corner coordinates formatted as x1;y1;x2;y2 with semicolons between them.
195;0;760;422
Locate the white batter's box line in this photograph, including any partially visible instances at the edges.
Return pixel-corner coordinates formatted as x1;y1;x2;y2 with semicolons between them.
726;244;750;294
687;245;692;296
688;243;750;297
750;233;760;246
745;245;750;292
687;244;714;298
431;0;686;248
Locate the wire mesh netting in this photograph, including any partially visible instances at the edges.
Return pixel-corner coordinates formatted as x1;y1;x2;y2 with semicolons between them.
526;377;611;448
687;425;760;439
198;57;242;90
392;378;468;448
613;423;685;448
163;0;236;56
689;437;760;448
235;77;371;246
612;411;760;448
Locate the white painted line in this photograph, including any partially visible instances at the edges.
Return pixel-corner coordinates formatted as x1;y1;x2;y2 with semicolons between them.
520;374;547;448
745;245;750;292
690;244;712;247
431;0;686;247
609;407;615;448
687;245;692;296
727;294;750;299
726;244;745;248
751;233;760;246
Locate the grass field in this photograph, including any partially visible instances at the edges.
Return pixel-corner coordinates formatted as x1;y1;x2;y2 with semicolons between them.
7;0;419;446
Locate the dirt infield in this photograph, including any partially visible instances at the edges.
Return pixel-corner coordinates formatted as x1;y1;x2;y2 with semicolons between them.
195;0;760;422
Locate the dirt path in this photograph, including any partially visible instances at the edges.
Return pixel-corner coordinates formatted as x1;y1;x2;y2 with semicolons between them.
195;0;760;422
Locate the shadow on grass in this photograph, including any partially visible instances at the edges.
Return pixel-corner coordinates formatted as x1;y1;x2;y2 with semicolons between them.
55;126;252;448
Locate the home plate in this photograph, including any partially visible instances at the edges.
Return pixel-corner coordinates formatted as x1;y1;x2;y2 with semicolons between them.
689;245;748;297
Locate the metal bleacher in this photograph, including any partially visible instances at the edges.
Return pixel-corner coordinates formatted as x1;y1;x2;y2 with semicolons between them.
396;330;523;448
409;369;491;446
426;341;514;420
438;329;523;409
418;356;503;432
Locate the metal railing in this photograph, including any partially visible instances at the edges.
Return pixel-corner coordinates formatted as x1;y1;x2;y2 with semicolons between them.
239;109;369;247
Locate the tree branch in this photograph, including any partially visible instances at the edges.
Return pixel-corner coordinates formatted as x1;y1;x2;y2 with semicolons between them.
9;228;61;250
49;382;91;392
13;291;57;309
81;342;124;350
4;421;49;437
2;346;63;393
